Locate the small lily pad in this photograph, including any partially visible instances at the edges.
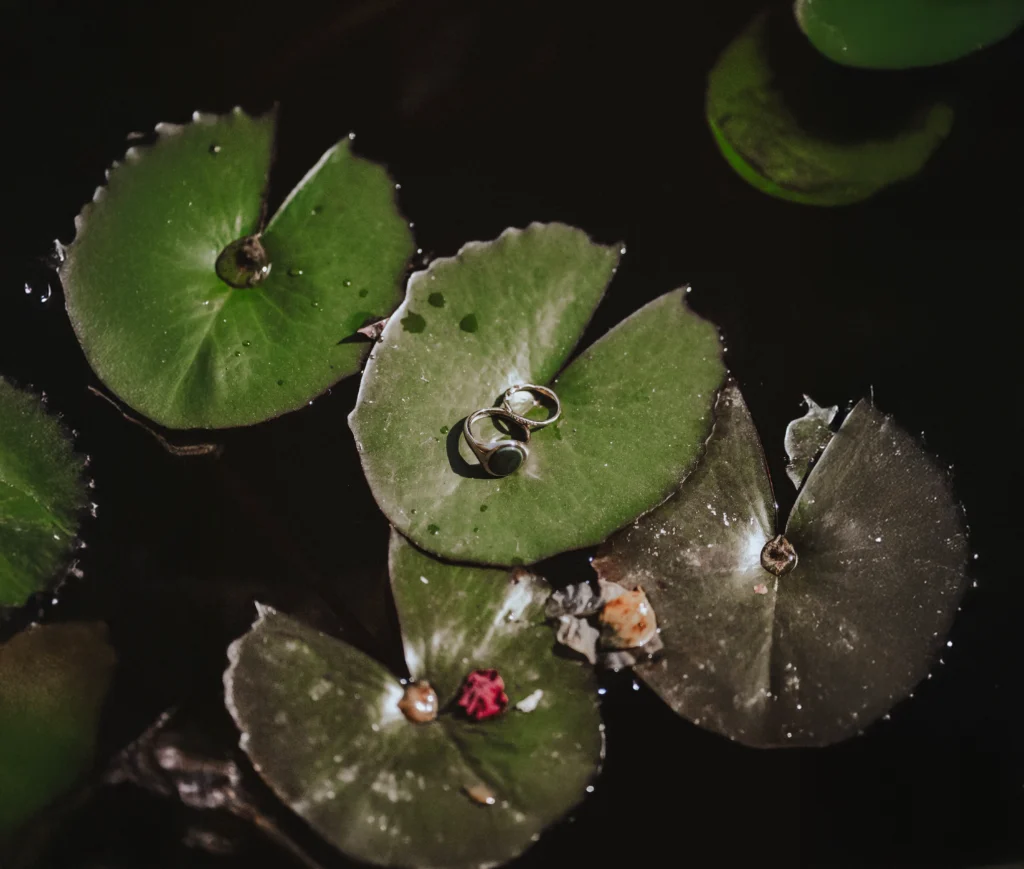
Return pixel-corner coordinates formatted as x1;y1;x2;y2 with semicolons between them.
1;622;116;841
795;0;1024;69
0;378;88;611
61;108;414;429
224;531;602;868
784;395;837;487
592;383;968;747
349;224;725;565
708;13;954;206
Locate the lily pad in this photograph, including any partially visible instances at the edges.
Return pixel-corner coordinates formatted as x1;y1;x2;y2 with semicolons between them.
784;395;837;487
592;382;968;747
349;224;725;565
0;622;116;841
224;531;602;869
0;378;88;611
708;13;954;206
60;108;414;429
795;0;1024;69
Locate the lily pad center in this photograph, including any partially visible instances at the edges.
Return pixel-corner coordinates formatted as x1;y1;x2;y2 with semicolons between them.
215;234;272;288
760;534;798;576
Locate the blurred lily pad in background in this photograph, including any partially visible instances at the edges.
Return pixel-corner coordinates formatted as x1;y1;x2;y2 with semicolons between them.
350;223;725;566
60;108;414;430
794;0;1024;69
225;531;601;868
592;383;968;747
0;378;88;612
0;622;116;842
707;11;954;206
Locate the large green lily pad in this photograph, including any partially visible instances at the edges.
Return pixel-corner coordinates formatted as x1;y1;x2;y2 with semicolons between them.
592;383;968;747
795;0;1024;69
708;13;954;206
1;622;116;841
349;224;725;565
0;378;88;611
225;532;602;868
60;108;414;429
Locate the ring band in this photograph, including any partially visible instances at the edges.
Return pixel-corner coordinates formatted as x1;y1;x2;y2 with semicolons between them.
499;384;561;431
463;408;530;477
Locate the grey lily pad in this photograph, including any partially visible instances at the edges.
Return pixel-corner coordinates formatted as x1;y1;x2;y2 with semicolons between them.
349;224;726;565
708;12;954;206
224;531;602;868
0;378;88;611
1;622;116;841
60;108;413;429
592;382;968;747
784;395;837;488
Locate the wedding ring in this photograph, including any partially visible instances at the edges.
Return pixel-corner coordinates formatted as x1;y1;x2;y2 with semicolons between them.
499;384;561;431
463;408;530;477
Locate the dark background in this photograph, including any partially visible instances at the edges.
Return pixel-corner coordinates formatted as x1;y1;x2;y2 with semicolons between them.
1;0;1022;866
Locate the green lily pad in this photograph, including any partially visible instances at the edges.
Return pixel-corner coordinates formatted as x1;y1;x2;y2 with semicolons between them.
225;531;602;869
60;108;414;429
0;378;88;611
1;622;116;841
708;13;954;206
784;395;837;487
795;0;1024;69
349;224;725;565
592;382;968;747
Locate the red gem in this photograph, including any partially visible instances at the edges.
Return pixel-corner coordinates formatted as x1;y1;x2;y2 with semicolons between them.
457;669;509;721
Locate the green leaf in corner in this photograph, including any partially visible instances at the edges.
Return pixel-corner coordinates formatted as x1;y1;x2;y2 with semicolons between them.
60;108;414;429
795;0;1024;70
349;224;725;565
0;378;88;612
0;622;116;842
592;382;968;747
707;13;954;206
224;531;602;869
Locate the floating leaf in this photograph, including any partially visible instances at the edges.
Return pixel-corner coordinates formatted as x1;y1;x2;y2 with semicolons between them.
707;13;954;206
593;383;967;747
0;622;116;841
349;224;725;565
784;395;837;487
61;108;414;429
0;378;88;611
225;532;602;868
794;0;1024;69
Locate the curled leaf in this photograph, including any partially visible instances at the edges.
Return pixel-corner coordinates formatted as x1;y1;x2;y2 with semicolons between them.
594;383;967;747
784;395;837;488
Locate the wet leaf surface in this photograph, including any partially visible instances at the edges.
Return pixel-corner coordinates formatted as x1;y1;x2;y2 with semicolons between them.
0;622;115;841
784;395;837;488
350;224;725;565
61;108;413;429
707;13;954;206
0;378;88;611
224;532;602;868
593;383;968;747
794;0;1024;69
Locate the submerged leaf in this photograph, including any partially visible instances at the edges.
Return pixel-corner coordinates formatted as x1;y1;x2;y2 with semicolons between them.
593;383;967;747
61;108;413;429
0;622;115;841
350;224;725;565
0;378;88;611
707;13;954;206
795;0;1024;69
784;395;837;487
224;532;602;868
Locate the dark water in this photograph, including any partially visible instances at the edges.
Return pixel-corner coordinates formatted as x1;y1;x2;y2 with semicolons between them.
1;1;1022;866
